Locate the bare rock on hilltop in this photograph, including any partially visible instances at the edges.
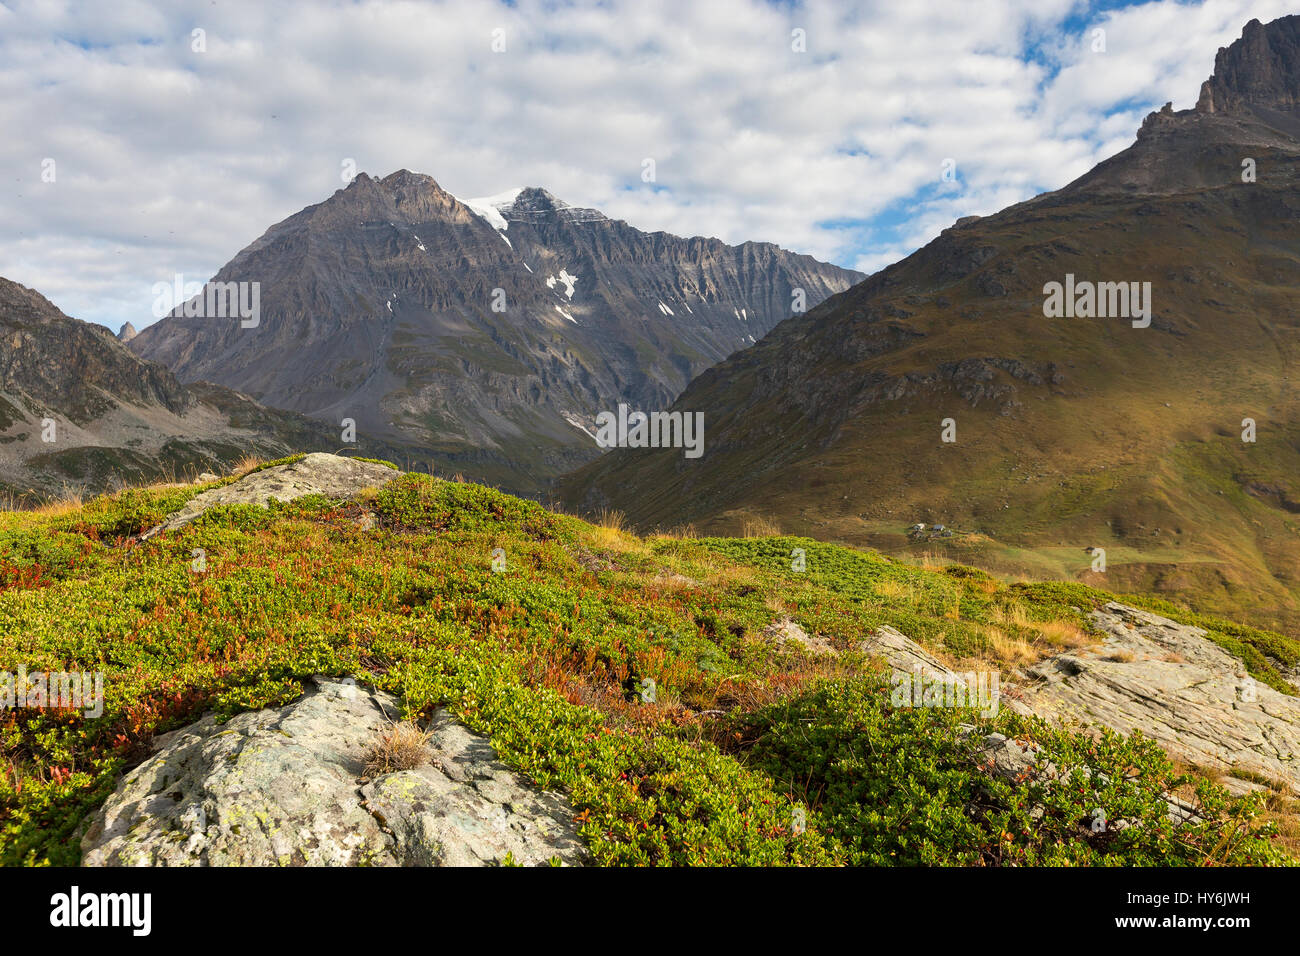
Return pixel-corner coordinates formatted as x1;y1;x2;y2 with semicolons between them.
142;452;400;538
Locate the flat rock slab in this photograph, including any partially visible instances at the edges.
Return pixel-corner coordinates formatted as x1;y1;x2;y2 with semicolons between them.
81;677;587;866
142;453;399;538
776;605;1299;793
1023;602;1300;793
861;624;971;686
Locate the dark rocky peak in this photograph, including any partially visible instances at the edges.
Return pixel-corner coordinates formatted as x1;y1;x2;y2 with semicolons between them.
376;169;465;221
504;187;608;225
277;169;473;238
0;275;65;325
117;321;137;342
1053;15;1300;198
0;276;191;419
1197;15;1300;114
305;171;396;225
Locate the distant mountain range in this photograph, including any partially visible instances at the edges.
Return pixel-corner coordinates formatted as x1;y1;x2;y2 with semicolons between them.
560;15;1300;632
0;276;398;500
128;173;860;492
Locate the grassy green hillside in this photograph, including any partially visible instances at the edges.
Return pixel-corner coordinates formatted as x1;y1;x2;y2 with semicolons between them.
559;154;1300;635
1;469;1294;866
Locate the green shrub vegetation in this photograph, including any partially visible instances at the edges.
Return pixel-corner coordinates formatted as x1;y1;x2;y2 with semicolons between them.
0;474;1290;865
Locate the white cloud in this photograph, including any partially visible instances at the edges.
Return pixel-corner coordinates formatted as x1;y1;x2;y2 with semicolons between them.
0;0;1293;331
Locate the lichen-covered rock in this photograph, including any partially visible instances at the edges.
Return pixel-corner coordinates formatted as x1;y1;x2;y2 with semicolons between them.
80;677;586;867
142;453;399;538
360;713;587;866
859;625;1034;717
859;624;967;685
852;602;1299;796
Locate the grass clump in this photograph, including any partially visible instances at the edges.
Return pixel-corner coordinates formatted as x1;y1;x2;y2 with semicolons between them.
363;720;432;775
349;457;401;471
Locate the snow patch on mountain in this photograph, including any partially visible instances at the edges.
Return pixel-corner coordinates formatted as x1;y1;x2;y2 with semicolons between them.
557;269;577;299
562;413;598;442
546;270;578;299
460;188;524;233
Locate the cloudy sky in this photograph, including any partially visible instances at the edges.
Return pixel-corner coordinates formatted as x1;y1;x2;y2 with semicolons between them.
2;0;1297;332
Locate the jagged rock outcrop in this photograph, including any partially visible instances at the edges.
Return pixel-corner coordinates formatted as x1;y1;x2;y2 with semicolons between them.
129;169;861;494
1022;602;1300;793
141;452;401;538
785;599;1298;795
81;677;587;867
116;322;137;343
1198;16;1300;114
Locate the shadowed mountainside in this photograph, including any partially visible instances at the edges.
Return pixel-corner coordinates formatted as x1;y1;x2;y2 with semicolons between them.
0;277;401;499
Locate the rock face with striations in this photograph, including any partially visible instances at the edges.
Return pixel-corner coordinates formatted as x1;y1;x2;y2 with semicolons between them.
1198;16;1300;114
0;277;187;423
1022;602;1300;793
848;600;1300;794
81;677;588;867
129;170;862;494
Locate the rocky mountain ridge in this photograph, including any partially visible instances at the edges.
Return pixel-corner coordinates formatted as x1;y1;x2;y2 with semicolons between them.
0;277;397;498
129;170;861;493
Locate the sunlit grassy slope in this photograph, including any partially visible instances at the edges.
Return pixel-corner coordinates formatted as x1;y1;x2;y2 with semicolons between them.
0;469;1294;866
559;146;1300;636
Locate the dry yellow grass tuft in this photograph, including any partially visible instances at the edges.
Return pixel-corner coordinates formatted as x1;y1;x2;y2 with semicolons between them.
32;490;83;517
741;513;782;538
363;720;432;776
1033;617;1091;649
983;627;1037;666
589;508;648;553
873;578;915;605
596;508;627;533
232;454;264;477
968;602;1097;669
